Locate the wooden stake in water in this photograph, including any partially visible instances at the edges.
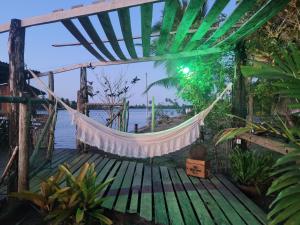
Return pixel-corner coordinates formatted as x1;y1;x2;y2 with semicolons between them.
151;96;155;132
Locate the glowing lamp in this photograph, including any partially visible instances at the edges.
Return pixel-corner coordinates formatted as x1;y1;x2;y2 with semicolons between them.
182;67;190;74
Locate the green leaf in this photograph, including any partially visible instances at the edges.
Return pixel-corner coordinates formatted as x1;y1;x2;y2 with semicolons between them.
76;208;85;223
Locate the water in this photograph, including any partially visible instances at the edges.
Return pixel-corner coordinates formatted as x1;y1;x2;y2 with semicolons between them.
55;108;179;149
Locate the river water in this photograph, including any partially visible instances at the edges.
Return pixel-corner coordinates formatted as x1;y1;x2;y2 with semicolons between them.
54;108;179;149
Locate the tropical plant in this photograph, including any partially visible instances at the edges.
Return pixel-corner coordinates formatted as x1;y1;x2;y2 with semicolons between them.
229;146;275;193
11;163;113;225
216;43;300;225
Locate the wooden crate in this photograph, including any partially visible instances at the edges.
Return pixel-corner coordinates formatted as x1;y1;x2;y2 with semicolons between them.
186;158;209;178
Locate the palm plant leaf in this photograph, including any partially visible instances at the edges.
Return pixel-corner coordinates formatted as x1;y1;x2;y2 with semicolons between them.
143;76;180;94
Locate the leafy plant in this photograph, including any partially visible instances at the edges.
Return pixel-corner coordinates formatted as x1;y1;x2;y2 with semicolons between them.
216;43;300;225
229;147;275;193
11;163;113;225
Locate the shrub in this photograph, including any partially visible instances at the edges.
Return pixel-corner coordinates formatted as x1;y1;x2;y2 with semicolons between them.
229;147;275;193
11;162;113;225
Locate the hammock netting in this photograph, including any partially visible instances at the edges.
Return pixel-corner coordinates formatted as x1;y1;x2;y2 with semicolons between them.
30;71;231;158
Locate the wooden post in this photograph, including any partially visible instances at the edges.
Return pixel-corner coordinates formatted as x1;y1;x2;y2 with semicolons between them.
151;96;155;132
232;41;247;149
8;19;25;192
18;97;30;191
76;67;88;151
47;72;55;160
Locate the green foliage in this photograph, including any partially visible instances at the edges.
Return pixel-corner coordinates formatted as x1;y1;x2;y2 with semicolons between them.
217;43;300;225
242;43;300;110
11;163;113;225
229;147;275;192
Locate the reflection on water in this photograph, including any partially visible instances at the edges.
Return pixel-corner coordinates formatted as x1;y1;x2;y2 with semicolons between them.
55;108;179;149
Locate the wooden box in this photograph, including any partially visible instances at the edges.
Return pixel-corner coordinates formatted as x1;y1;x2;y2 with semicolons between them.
186;158;209;178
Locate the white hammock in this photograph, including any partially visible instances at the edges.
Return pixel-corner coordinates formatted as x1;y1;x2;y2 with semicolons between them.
30;70;231;158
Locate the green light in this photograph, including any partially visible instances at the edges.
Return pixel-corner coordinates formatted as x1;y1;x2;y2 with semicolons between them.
182;67;190;74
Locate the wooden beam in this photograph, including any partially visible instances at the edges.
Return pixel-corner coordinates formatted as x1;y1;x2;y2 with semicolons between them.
52;28;203;47
118;8;138;58
141;4;153;57
98;12;127;60
38;47;223;76
78;16;116;61
201;0;255;48
8;19;25;193
215;0;290;48
156;0;179;55
0;0;161;33
184;0;229;51
0;96;51;104
238;133;294;155
18;98;30;191
169;0;205;53
62;19;105;61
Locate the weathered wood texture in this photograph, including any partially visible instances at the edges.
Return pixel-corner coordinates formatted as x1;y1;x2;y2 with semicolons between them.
18;100;30;191
47;72;55;160
0;0;160;33
21;150;267;225
238;133;294;155
76;67;88;151
38;47;222;76
8;19;25;192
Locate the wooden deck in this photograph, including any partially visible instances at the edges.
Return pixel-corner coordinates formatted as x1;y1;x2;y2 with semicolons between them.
1;149;267;225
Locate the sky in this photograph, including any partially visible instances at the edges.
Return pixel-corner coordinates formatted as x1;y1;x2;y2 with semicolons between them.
0;0;236;105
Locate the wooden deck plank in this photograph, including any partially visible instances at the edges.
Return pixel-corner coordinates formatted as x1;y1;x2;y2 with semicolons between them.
140;165;152;221
184;0;229;51
152;166;169;225
118;8;138;59
160;166;184;225
78;16;116;61
98;160;121;199
30;151;80;191
168;168;199;225
201;178;246;225
177;169;214;225
210;175;262;225
62;19;105;61
97;12;127;60
190;176;231;225
141;3;153;57
216;174;267;224
156;0;179;55
102;161;129;209
5;149;267;225
114;161;136;213
128;162;143;213
169;0;205;53
96;159;117;184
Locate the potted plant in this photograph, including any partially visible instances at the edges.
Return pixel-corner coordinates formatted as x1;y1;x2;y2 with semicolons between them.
229;147;275;196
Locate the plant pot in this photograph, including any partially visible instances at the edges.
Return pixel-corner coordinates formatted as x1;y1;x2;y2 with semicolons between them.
237;184;260;197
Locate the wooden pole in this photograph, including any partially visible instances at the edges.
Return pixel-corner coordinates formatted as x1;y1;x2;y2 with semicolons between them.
151;96;155;132
146;73;149;120
8;18;25;192
18;97;30;191
47;72;55;160
76;67;88;152
232;41;247;149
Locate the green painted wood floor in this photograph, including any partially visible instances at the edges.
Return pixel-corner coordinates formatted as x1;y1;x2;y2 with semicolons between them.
0;149;267;225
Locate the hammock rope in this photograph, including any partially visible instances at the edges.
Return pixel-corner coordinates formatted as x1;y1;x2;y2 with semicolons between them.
30;70;231;158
